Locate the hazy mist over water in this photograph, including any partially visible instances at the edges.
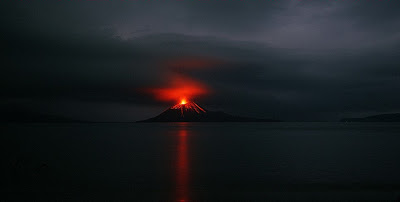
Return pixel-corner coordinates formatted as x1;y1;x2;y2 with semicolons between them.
2;123;400;200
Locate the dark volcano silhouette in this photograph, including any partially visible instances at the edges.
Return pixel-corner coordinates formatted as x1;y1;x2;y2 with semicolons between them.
340;113;400;122
137;101;281;122
0;106;84;123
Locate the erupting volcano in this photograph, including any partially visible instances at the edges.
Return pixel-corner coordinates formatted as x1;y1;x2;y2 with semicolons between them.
137;99;281;122
171;99;207;116
139;72;280;122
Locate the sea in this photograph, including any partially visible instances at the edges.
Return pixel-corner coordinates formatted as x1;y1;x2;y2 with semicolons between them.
1;122;400;201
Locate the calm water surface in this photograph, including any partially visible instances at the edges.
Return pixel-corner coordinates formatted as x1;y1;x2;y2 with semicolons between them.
2;122;400;201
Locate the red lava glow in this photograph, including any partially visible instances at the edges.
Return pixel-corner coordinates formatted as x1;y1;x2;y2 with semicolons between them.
141;57;219;103
144;75;209;103
180;98;187;105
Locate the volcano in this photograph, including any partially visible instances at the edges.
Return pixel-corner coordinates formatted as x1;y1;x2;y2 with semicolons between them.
137;101;281;122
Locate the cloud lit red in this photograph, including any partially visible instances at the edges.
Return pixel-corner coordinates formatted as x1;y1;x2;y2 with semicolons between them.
140;57;220;103
143;74;209;103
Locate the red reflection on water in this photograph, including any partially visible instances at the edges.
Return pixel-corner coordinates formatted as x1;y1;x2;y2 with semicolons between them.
176;126;189;202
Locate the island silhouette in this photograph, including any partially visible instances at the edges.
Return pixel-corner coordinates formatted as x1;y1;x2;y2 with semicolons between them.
341;113;400;122
0;106;83;123
137;100;280;122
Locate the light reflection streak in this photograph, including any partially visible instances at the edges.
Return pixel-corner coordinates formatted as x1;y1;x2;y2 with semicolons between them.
176;123;189;202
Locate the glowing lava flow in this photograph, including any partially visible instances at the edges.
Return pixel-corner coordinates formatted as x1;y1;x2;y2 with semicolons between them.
170;100;207;117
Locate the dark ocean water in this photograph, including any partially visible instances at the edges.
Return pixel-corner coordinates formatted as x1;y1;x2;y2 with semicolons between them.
1;122;400;201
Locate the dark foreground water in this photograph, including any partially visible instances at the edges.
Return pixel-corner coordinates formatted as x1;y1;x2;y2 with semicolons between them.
1;123;400;201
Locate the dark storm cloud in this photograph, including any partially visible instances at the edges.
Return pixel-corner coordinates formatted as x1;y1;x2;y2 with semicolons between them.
1;0;400;121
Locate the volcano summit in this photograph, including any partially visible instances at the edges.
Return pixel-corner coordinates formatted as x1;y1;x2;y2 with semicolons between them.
137;101;280;122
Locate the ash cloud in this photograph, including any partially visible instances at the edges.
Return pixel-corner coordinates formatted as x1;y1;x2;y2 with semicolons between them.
1;0;400;121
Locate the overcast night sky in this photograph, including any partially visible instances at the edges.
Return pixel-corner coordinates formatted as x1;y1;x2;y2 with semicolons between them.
1;0;400;121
